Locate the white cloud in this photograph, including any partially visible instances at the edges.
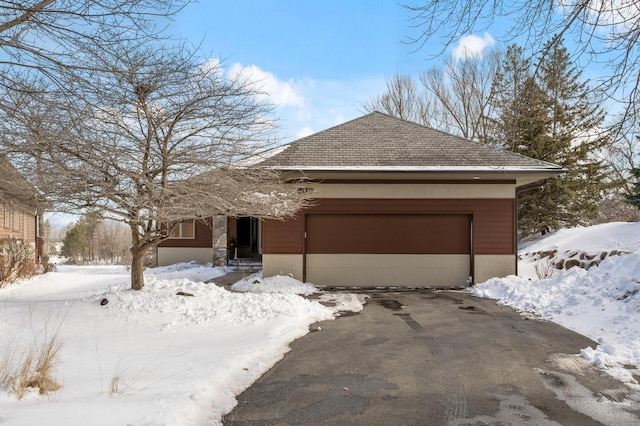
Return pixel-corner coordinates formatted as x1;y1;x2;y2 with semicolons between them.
296;126;314;139
212;60;387;145
332;115;345;126
227;63;305;107
451;33;495;61
558;0;636;34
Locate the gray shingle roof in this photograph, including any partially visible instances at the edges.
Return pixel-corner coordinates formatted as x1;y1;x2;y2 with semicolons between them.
260;112;562;172
0;157;41;209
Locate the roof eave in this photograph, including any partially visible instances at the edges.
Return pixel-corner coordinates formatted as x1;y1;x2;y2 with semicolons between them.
268;166;566;187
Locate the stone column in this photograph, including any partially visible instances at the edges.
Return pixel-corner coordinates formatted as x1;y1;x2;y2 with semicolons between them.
212;215;228;267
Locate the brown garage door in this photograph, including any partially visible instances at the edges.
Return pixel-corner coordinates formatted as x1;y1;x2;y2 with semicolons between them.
305;214;472;287
306;214;471;254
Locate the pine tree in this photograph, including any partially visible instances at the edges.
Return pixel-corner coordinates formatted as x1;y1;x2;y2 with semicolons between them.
61;220;88;264
627;166;640;210
536;39;609;229
491;39;610;236
488;45;533;151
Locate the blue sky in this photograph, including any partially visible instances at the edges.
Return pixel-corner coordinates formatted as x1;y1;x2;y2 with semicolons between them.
54;2;494;227
170;1;498;142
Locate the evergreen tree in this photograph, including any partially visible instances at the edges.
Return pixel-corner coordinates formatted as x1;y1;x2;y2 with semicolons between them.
627;166;640;210
536;39;609;229
61;220;88;264
491;39;610;236
488;45;533;151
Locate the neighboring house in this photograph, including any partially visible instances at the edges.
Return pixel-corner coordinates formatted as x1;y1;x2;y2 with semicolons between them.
0;157;43;262
158;112;564;287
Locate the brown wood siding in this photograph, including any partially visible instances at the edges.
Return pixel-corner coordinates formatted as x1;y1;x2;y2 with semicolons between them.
159;219;213;248
262;214;304;254
262;199;514;255
306;214;470;254
0;208;35;244
27;212;36;243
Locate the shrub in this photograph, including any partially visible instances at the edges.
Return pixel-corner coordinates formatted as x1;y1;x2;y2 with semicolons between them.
40;254;57;274
0;239;35;287
534;258;557;280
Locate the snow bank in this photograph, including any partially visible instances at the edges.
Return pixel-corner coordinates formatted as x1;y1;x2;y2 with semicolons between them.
0;263;355;426
519;222;640;254
232;274;318;295
476;223;640;385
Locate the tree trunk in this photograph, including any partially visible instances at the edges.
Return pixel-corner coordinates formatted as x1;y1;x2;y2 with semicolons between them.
130;247;146;290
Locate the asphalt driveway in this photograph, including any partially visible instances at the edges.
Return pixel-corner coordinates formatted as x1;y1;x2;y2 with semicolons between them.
223;290;640;425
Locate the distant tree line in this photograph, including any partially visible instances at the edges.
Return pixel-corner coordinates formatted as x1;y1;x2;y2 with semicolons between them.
61;214;131;265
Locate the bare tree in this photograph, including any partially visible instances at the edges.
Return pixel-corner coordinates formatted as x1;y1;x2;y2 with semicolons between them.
600;132;640;189
0;1;191;276
362;73;431;124
404;1;640;132
0;1;186;88
363;51;499;142
420;50;500;141
0;41;307;290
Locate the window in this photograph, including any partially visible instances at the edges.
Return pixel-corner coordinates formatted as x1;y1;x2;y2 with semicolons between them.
13;208;20;231
23;211;28;240
169;220;195;239
2;203;8;228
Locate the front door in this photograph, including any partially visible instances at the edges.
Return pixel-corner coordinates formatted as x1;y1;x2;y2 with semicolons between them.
236;217;261;258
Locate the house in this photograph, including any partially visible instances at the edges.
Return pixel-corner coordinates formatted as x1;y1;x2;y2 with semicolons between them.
156;216;261;268
158;112;564;287
0;157;43;262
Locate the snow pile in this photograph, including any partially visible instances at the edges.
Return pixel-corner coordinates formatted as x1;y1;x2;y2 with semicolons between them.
475;222;640;384
232;274;318;295
519;222;640;276
104;277;331;329
519;222;640;254
0;263;355;426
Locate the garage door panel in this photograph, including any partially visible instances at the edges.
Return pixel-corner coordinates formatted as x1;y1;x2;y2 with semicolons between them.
306;214;470;254
306;254;470;287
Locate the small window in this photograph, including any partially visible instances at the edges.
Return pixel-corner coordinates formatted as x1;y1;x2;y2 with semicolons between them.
12;208;19;231
169;220;195;239
23;211;28;240
2;204;8;228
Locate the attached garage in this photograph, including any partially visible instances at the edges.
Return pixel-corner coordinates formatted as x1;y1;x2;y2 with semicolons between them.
305;213;471;286
258;112;564;288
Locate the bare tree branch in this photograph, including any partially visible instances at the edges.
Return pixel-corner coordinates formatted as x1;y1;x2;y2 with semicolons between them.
404;1;640;131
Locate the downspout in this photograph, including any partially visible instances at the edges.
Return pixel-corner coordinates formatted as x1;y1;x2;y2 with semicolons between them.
302;213;307;283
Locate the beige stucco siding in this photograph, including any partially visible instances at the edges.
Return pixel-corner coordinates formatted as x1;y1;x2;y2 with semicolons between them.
307;183;515;199
261;254;517;287
263;254;516;287
474;254;516;283
157;247;212;266
261;254;304;281
305;254;471;287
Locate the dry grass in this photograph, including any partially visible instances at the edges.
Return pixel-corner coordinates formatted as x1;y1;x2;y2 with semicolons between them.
0;311;65;399
534;258;557;280
104;353;178;398
107;358;132;397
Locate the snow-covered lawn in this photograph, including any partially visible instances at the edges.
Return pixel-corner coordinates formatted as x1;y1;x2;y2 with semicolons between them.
474;222;640;386
0;263;362;425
